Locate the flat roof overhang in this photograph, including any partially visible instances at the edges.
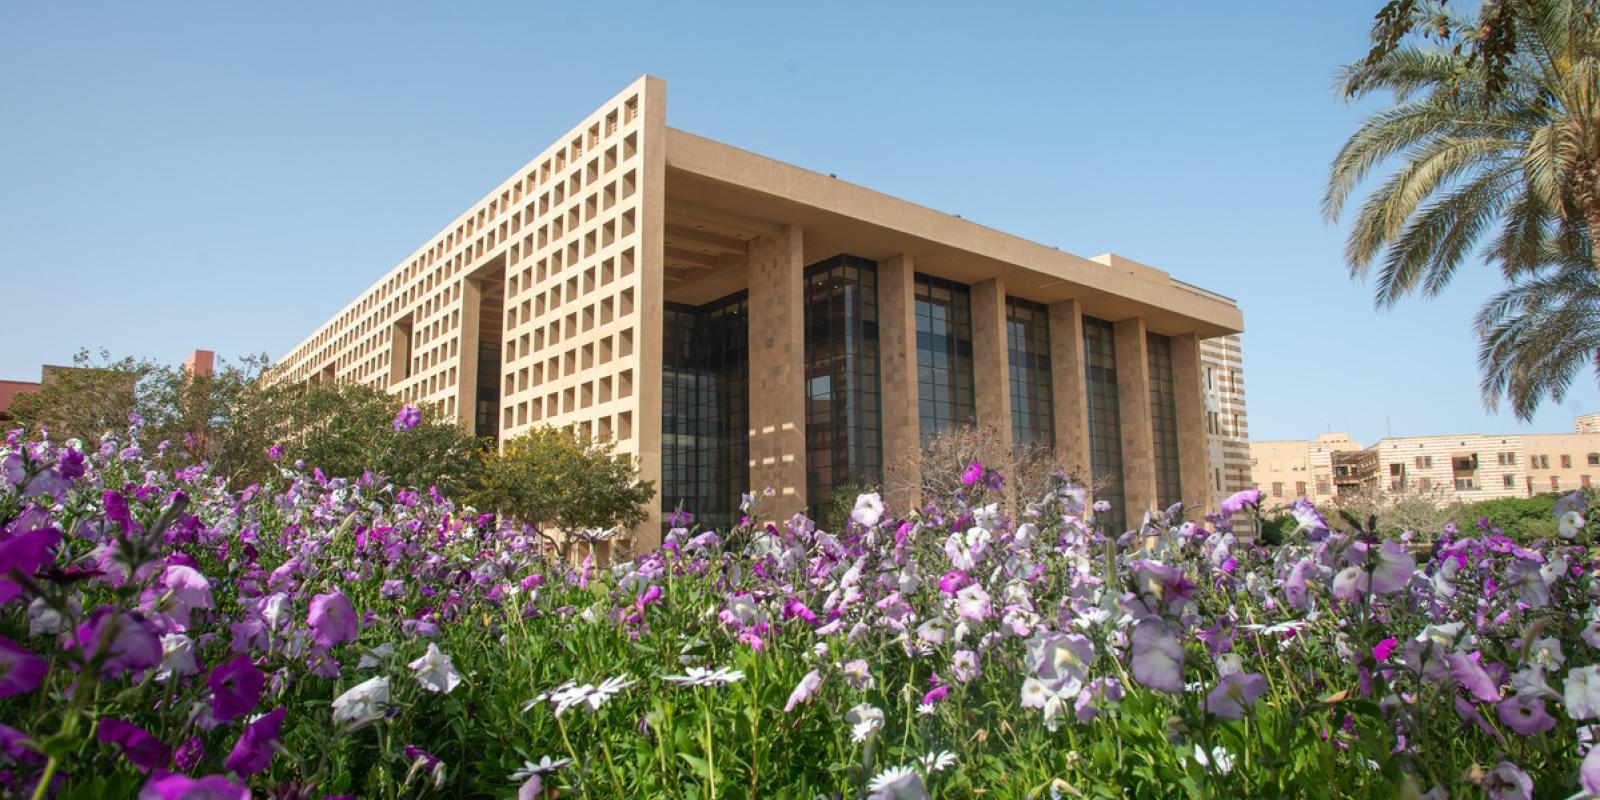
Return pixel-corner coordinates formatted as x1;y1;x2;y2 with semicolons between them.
661;129;1242;339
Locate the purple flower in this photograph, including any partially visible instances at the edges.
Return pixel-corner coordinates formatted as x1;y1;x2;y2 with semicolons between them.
266;443;283;462
1130;619;1185;694
1369;541;1415;595
98;718;171;773
76;607;163;678
1495;696;1555;735
784;669;822;712
0;527;61;605
1204;673;1269;720
1372;637;1398;663
0;635;46;697
392;405;422;432
207;655;264;723
1582;744;1600;797
224;706;286;776
1446;652;1501;703
960;462;983;486
174;737;204;771
1482;761;1533;800
139;772;250;800
1218;489;1262;517
0;722;43;765
307;590;359;649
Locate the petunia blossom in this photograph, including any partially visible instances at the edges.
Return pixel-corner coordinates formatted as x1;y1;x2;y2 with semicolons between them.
1129;619;1184;694
207;655;265;723
307;590;360;649
408;643;463;694
0;636;47;697
224;707;286;776
1205;673;1269;720
783;669;822;712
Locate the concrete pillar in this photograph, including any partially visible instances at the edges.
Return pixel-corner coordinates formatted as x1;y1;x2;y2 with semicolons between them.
1047;300;1091;482
970;278;1013;452
1171;333;1212;514
1113;318;1157;519
878;254;921;512
746;225;807;518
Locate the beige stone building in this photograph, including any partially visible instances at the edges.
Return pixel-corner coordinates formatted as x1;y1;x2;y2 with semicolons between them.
273;76;1247;545
1253;416;1600;507
1250;432;1364;506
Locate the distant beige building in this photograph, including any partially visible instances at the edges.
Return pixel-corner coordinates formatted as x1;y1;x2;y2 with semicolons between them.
1252;416;1600;507
1250;433;1363;506
272;76;1247;545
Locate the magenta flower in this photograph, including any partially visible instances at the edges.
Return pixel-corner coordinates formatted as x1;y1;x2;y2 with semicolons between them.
1130;619;1185;694
392;405;422;432
960;462;983;486
224;706;286;776
307;590;359;649
174;737;204;771
1204;673;1269;719
0;635;47;697
139;772;250;800
0;527;61;605
98;718;171;773
1495;696;1555;735
207;655;265;723
1371;637;1398;663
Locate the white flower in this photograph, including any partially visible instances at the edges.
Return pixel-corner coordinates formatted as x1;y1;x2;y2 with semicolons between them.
408;643;463;693
852;492;885;528
784;669;822;712
868;765;929;800
332;676;391;724
155;633;198;681
1192;744;1236;774
847;703;884;742
1529;636;1566;670
529;675;636;717
1560;510;1585;539
1566;664;1600;719
920;750;957;772
663;666;744;687
915;703;936;716
509;755;571;781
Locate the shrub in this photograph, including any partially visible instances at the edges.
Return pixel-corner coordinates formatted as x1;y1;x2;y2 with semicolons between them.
471;426;654;556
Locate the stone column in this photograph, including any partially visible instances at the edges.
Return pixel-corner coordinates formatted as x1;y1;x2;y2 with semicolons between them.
1047;300;1091;481
878;254;921;512
970;278;1013;452
746;225;807;518
1113;318;1157;519
1171;333;1212;514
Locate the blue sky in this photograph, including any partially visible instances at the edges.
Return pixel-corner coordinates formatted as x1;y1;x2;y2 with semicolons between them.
3;1;1594;444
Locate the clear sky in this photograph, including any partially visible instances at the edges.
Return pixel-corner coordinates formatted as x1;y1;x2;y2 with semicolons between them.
3;1;1594;445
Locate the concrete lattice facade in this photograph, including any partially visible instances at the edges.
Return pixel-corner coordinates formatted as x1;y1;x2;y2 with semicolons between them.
274;77;1247;546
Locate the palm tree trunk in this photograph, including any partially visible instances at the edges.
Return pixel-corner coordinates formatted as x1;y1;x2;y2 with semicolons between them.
1575;156;1600;271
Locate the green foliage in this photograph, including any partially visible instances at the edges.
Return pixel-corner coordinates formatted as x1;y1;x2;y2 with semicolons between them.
472;426;654;543
825;481;875;534
1454;488;1593;539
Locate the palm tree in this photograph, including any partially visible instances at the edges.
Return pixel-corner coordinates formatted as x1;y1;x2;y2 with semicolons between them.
1477;233;1600;419
1326;0;1600;304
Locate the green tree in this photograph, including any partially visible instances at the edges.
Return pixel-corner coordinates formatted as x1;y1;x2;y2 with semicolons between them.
6;350;154;441
1328;0;1600;414
472;426;655;555
1476;235;1600;417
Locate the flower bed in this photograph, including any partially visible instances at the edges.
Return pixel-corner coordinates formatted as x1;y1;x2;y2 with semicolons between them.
1;417;1598;798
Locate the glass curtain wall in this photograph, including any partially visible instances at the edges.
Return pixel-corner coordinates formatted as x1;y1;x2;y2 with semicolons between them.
1147;332;1182;509
1005;297;1054;449
914;275;976;439
1082;317;1126;532
661;292;749;530
804;256;883;518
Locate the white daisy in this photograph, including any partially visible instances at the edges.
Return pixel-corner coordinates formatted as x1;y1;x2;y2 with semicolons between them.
662;665;745;687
